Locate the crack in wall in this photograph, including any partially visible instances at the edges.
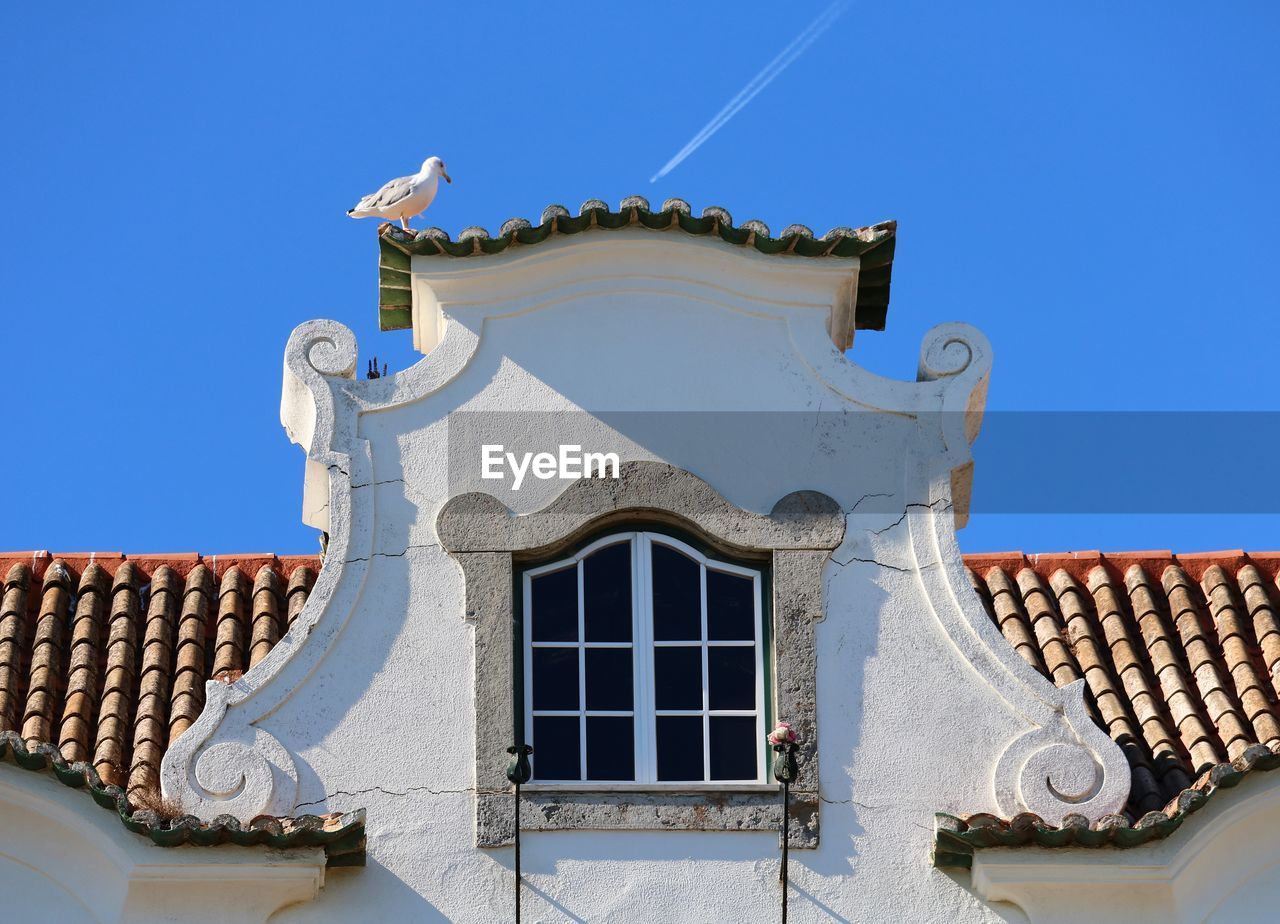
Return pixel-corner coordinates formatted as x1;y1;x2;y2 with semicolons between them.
869;500;952;537
847;492;893;514
350;477;407;490
295;782;474;810
298;782;926;820
349;476;436;507
830;498;955;570
818;796;883;810
832;556;912;574
344;542;440;564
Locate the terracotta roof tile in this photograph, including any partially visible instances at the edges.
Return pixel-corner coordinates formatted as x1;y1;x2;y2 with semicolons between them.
60;563;108;763
984;567;1048;676
23;561;70;748
213;566;250;682
170;564;214;743
1239;564;1280;695
95;563;141;787
1046;569;1165;812
129;565;180;799
249;564;283;670
0;553;356;861
285;565;314;632
0;565;29;734
940;550;1280;866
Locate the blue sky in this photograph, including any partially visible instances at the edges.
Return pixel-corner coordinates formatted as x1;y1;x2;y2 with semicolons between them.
2;2;1277;555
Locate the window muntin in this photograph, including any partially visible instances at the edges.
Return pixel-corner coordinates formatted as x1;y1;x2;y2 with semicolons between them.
523;532;766;786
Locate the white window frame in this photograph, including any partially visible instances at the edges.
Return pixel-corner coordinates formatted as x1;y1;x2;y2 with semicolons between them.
523;531;767;787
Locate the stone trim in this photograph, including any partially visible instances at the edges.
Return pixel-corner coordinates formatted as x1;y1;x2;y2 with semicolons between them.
436;461;844;848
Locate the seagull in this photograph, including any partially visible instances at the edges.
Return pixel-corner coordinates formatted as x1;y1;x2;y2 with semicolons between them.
348;156;451;230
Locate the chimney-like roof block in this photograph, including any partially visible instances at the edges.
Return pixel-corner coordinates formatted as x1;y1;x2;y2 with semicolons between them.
376;197;896;338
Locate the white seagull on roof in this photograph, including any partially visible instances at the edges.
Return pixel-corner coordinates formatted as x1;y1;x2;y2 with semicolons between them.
348;156;451;230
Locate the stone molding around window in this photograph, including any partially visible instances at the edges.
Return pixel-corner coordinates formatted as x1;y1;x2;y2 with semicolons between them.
436;461;845;848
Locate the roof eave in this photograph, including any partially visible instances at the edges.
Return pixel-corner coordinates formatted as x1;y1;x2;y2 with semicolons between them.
0;731;366;866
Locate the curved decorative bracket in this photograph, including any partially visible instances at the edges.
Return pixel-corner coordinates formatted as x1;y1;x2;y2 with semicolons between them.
905;324;1130;824
990;682;1131;820
161;320;377;820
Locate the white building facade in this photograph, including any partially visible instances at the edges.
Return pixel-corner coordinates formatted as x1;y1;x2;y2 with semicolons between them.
3;200;1280;921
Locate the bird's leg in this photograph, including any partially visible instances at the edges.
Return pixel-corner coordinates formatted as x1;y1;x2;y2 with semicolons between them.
400;216;410;231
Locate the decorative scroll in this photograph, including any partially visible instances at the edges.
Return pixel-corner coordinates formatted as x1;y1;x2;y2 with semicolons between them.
906;323;1131;824
161;320;370;820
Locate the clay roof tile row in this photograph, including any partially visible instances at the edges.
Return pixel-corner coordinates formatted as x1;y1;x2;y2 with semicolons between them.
0;553;356;862
0;554;318;797
940;550;1280;866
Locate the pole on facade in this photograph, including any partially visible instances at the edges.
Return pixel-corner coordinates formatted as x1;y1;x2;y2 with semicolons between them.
771;736;799;924
506;744;533;923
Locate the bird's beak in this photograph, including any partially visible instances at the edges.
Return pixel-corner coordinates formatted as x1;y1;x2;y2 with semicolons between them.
442;169;452;184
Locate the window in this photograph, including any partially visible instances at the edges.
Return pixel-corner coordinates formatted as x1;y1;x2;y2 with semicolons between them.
436;459;842;846
522;532;767;786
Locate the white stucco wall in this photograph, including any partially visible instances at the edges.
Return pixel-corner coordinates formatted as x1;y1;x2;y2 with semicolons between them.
162;230;1132;922
0;769;324;923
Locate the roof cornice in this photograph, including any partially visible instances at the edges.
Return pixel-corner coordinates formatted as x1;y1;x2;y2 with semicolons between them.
375;196;895;340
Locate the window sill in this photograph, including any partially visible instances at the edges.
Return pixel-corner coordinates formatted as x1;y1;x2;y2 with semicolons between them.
475;786;818;850
521;783;780;794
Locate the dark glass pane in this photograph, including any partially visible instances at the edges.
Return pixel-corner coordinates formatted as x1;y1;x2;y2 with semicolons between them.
531;566;578;642
584;541;632;642
532;716;581;781
654;646;702;710
652;543;701;641
585;648;633;711
707;646;755;711
586;716;635;780
531;647;579;710
709;716;758;781
707;569;756;641
656;715;705;781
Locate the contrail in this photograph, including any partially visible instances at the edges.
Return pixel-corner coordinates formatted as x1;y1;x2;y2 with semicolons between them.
650;1;852;183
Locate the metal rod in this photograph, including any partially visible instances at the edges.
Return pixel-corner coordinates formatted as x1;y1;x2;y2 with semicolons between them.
771;736;798;924
506;743;533;924
514;780;522;923
781;776;790;923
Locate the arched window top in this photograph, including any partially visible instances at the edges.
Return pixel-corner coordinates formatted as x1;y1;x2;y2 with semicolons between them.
522;531;767;786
